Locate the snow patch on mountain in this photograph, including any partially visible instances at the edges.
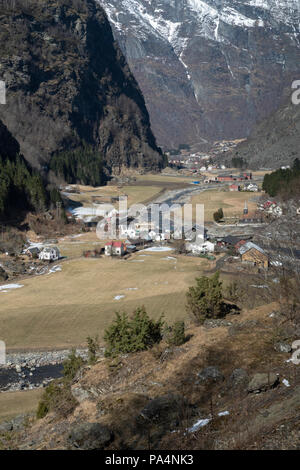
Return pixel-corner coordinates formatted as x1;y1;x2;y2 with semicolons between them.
99;0;300;148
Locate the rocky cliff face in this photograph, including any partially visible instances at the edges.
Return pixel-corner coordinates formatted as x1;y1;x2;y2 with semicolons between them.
99;0;300;149
233;96;300;169
0;0;163;182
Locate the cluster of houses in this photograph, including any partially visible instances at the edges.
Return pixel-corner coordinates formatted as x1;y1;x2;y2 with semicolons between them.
229;182;259;192
258;200;283;217
205;173;252;184
217;172;252;182
25;246;60;262
216;236;269;269
103;230;269;270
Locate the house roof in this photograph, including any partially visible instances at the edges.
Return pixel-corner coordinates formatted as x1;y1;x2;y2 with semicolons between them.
105;241;125;248
27;247;40;254
42;246;59;253
238;242;266;256
221;235;241;245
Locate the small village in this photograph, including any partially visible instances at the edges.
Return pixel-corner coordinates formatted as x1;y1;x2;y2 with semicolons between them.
1;167;296;285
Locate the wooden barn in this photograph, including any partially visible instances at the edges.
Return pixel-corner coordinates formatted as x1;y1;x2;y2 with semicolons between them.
238;242;269;269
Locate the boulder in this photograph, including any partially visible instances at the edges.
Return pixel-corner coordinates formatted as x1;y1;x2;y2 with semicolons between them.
196;366;225;384
247;373;279;393
0;421;13;433
139;393;185;424
229;368;249;387
68;422;113;450
274;343;292;353
71;384;91;403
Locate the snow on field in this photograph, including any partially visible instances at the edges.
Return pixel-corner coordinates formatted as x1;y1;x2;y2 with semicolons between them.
188;418;211;433
114;295;125;300
218;411;230;417
0;284;24;292
188;410;230;432
69;207;98;218
48;265;62;274
69;204;115;220
161;256;177;261
126;288;138;291
141;246;173;253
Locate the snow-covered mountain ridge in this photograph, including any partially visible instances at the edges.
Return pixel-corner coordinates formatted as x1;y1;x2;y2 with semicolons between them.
99;0;300;149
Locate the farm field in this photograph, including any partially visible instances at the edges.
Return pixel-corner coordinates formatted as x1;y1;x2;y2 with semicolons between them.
56;232;105;259
0;251;213;352
135;174;195;186
190;189;263;222
65;173;192;211
66;183;163;208
0;389;42;423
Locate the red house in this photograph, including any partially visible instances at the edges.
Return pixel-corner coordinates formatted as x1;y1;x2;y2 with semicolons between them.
229;184;240;191
105;241;126;256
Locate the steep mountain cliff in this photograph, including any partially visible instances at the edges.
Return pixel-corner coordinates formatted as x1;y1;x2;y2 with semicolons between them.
233;96;300;169
0;0;163;184
99;0;300;149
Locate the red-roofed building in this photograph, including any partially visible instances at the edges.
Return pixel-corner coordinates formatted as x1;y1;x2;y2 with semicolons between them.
229;184;240;191
105;241;126;257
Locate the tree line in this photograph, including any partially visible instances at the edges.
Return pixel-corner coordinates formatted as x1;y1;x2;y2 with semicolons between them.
0;153;47;219
262;158;300;198
50;144;107;187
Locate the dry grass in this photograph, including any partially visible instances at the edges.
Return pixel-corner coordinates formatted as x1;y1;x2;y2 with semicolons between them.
66;183;164;208
190;190;263;222
0;251;212;351
0;390;42;423
136;174;194;185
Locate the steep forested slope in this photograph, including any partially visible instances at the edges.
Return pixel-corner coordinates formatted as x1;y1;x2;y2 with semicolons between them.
0;0;163;185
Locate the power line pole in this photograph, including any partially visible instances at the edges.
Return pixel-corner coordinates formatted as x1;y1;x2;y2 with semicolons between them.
56;202;62;220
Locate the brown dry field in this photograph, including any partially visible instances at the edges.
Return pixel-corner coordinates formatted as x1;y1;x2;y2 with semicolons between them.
0;389;42;423
66;173;192;210
66;183;164;208
190;189;263;222
0;251;213;352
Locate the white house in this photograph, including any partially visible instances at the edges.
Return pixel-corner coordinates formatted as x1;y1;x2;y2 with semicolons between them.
39;246;60;261
200;241;215;253
272;205;283;216
186;240;215;254
244;183;258;192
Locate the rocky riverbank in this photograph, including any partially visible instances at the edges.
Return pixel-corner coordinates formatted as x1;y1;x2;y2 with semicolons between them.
0;349;95;392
